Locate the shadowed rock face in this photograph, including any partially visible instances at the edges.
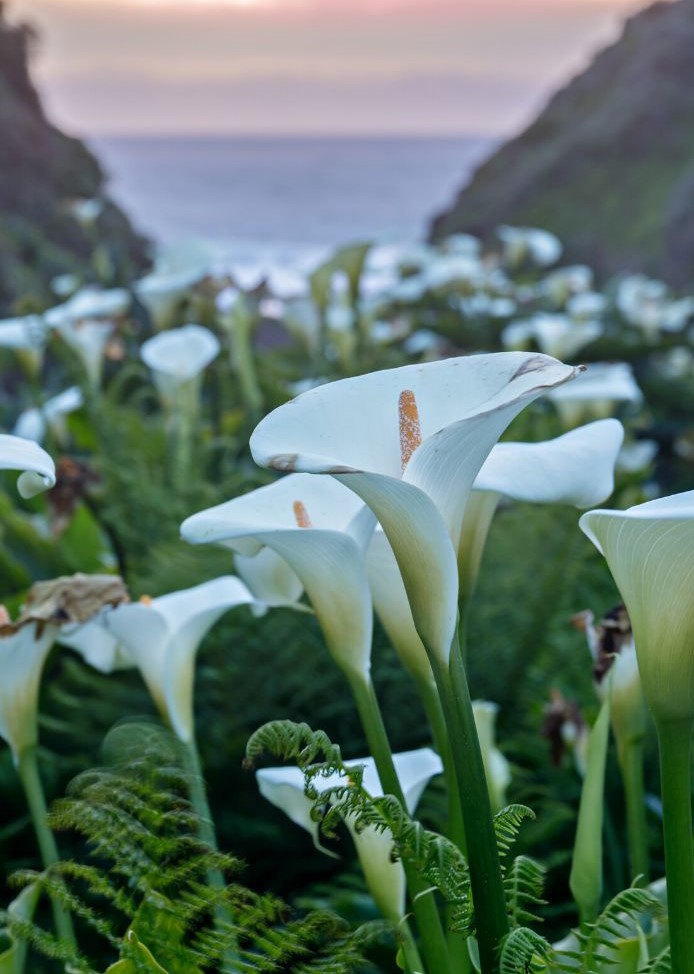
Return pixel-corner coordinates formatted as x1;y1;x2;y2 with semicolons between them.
0;2;149;313
431;0;694;287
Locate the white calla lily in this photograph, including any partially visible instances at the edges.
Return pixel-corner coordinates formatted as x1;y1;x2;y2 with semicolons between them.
103;577;257;742
0;434;56;498
0;622;58;762
498;226;562;268
13;386;83;445
256;747;442;921
0;315;47;374
140;323;220;410
46;288;128;387
368;421;622;682
579;492;694;723
250;353;580;664
181;474;372;680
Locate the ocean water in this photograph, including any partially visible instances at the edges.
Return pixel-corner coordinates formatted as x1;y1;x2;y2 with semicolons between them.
93;135;495;270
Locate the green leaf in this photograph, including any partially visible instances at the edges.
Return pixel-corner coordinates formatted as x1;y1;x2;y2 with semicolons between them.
569;696;611;923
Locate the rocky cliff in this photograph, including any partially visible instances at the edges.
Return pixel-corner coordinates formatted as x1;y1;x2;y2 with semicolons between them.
431;0;694;286
0;2;149;313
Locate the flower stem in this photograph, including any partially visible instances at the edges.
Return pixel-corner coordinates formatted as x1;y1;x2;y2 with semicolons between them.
229;320;263;419
347;674;453;974
182;738;240;971
655;717;694;973
418;679;471;974
16;747;76;948
616;737;649;883
428;629;508;974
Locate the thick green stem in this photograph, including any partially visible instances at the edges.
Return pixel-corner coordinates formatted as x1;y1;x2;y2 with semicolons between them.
428;631;509;974
347;674;453;974
16;747;76;947
182;739;240;971
655;717;694;973
617;737;649;884
418;679;471;974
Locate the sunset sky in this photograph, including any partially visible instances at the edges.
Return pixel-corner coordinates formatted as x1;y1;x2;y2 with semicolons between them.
11;0;650;136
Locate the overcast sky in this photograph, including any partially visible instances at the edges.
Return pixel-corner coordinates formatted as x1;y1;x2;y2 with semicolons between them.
11;0;649;136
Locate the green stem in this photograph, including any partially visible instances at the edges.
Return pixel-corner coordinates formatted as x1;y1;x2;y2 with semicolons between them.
182;739;240;972
229;321;263;418
655;717;694;973
16;747;76;947
428;630;509;974
398;920;425;974
347;674;453;974
617;737;649;884
418;678;471;974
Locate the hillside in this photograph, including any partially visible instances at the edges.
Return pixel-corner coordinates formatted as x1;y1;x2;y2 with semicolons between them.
0;2;149;313
431;0;694;286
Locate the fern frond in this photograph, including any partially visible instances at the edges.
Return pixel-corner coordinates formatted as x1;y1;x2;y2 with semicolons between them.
500;926;552;974
495;805;537;860
504;855;547;929
641;945;671;973
2;722;373;974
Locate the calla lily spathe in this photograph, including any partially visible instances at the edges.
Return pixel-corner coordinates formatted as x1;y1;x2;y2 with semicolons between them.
0;434;56;498
367;420;623;682
548;362;642;428
580;492;694;723
140;323;220;411
256;747;442;921
250;353;579;664
181;474;373;680
0;622;58;762
103;577;257;742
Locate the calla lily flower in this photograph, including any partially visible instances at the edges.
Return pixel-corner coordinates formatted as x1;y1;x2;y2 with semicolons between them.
250;353;580;664
367;420;623;681
13;386;84;445
0;315;47;374
0;433;56;497
579;492;694;723
472;701;511;813
0;621;58;762
140;323;220;412
181;474;373;681
45;288;128;387
102;577;257;742
256;747;442;921
540;265;593;307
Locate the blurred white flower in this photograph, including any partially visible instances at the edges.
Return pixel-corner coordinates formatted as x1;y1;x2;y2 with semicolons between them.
617;439;659;474
540;265;593;306
46;287;129;387
502;313;602;360
547;362;643;427
498;226;562;269
13;387;83;445
0;621;58;762
140;323;220;411
0;315;47;374
65;197;103;229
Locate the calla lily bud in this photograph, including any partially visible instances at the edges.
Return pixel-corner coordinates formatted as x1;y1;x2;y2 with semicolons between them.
0;619;58;762
580;492;694;723
472;701;511;812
